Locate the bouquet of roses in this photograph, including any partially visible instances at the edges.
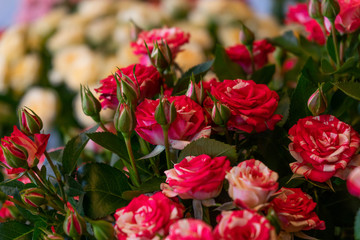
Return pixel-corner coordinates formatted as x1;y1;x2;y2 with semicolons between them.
1;0;360;239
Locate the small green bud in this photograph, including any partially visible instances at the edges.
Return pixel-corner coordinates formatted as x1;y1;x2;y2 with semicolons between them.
80;85;101;122
63;209;86;238
309;0;323;20
307;86;328;116
322;0;340;22
211;102;231;127
21;188;47;208
148;40;172;73
114;103;136;134
18;107;43;136
155;98;177;126
239;23;255;47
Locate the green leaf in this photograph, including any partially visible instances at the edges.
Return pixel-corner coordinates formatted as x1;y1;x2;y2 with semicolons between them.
122;176;166;200
173;60;214;95
0;221;33;240
326;36;336;63
333;81;360;101
251;64;276;85
0;179;25;196
62;132;90;174
213;45;246;81
178;138;237;162
269;31;303;57
321;58;334;74
335;57;358;74
65;175;84;197
87;132;129;161
355;208;360;240
32;220;47;240
78;163;131;219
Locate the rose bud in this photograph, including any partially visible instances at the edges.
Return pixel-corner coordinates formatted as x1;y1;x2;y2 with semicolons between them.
91;220;115;240
63;208;86;238
155;98;176;126
239;23;255;48
115;72;140;107
307;87;327;116
18;107;43;136
148;40;173;73
322;0;340;22
211;102;231;127
21;188;47;208
114;103;136;135
309;0;323;20
347;166;360;198
1;126;49;170
80;85;101;122
226;159;279;209
185;78;205;105
43;233;64;240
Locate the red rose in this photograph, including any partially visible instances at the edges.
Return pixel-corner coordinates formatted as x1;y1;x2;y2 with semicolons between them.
131;27;190;57
0;200;16;222
135;95;210;149
165;219;214;240
210;79;282;133
226;40;275;74
270;187;325;232
114;192;184;240
0;126;49;172
226;159;278;209
213;210;274;240
286;3;326;45
334;0;360;34
347;166;360;198
95;64;162;109
289;115;360;182
161;154;230;200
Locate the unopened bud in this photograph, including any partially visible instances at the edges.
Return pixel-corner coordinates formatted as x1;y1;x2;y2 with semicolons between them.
309;0;323;20
114;103;136;134
80;85;101;122
18;107;43;136
307;87;327;116
212;102;231;127
130;20;142;42
115;72;140;106
239;23;255;47
43;234;64;240
1;144;29;169
321;0;340;22
155;98;177;126
21;188;47;208
148;40;172;73
185;77;205;105
91;220;115;240
63;208;86;238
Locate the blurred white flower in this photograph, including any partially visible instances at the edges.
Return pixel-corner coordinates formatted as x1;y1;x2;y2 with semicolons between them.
0;25;26;63
86;16;117;45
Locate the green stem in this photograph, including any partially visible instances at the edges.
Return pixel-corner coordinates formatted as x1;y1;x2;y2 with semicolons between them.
44;151;67;203
123;134;141;186
162;126;172;169
203;206;211;225
331;21;341;67
138;137;160;176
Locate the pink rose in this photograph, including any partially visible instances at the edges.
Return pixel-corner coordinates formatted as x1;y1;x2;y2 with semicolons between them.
270;188;325;232
347;166;360;198
226;159;278;209
0;126;49;172
135;95;210;149
226;40;275;74
286;3;326;45
289;115;360;182
210;79;282;133
114;192;184;240
334;0;360;34
95;64;162;109
161;154;230;200
131;27;190;57
213;210;274;240
165;219;214;240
